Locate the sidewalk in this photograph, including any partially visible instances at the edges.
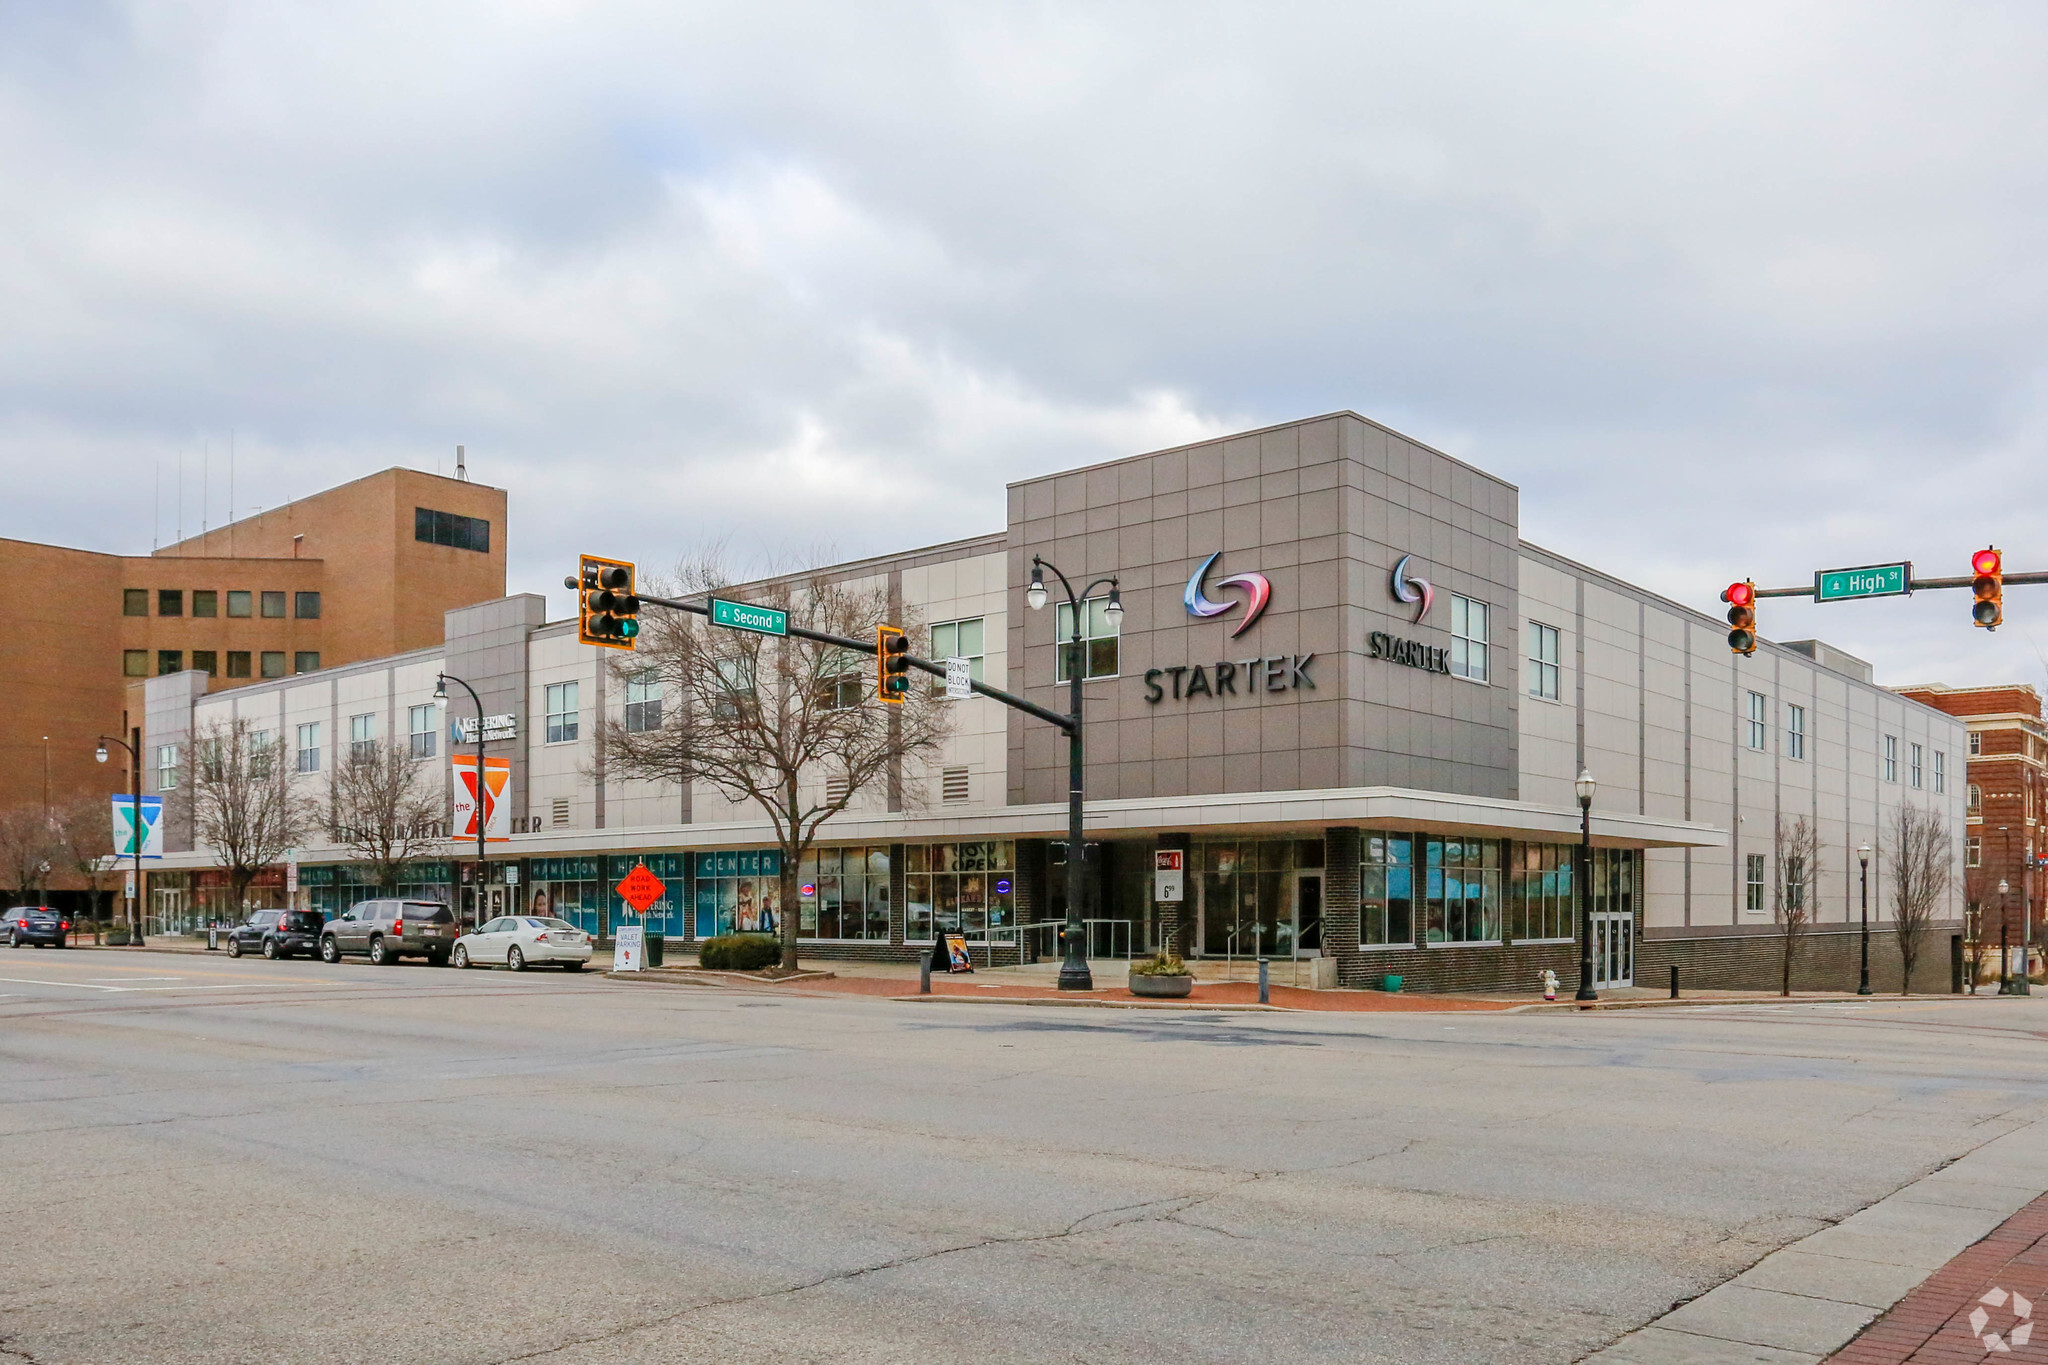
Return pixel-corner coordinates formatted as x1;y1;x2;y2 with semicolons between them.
1580;1116;2048;1362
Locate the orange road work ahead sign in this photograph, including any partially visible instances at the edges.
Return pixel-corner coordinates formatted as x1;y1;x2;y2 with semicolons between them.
615;862;667;913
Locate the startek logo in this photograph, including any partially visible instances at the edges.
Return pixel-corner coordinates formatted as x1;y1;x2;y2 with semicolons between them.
1184;553;1272;638
1391;554;1434;624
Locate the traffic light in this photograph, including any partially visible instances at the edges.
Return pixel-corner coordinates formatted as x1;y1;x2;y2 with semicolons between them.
876;624;909;703
1722;580;1757;655
1972;547;2003;630
576;554;639;650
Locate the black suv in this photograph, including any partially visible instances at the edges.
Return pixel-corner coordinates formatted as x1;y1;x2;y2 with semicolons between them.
225;909;325;960
3;907;70;948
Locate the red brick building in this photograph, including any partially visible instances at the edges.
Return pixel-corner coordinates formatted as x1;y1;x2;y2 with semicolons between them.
1894;683;2045;979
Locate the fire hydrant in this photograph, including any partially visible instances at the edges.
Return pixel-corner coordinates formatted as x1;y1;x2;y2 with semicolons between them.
1541;969;1559;1002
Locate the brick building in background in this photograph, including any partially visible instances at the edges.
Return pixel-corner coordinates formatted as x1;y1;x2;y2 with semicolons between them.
0;467;506;902
1895;683;2046;976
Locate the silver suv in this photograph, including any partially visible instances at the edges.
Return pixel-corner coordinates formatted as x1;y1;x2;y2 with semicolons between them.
319;900;457;966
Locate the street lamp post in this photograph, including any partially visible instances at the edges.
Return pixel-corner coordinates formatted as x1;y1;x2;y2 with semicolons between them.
1999;878;2012;994
435;674;489;927
1856;843;1873;995
94;729;144;944
1575;769;1598;1003
1027;556;1122;992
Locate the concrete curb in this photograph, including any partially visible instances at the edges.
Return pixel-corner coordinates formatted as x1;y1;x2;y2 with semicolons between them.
1576;1117;2048;1362
601;968;837;989
888;994;1292;1012
1516;993;2001;1014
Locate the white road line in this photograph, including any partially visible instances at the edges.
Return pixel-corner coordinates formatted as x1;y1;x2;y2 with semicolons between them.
88;976;181;982
0;977;123;990
0;977;267;993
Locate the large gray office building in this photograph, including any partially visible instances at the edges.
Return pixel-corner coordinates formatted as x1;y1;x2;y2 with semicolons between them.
147;412;1966;992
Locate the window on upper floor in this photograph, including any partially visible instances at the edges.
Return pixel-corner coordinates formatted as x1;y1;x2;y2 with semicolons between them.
1527;622;1560;700
408;704;437;759
296;722;320;773
1910;742;1924;789
294;651;320;674
158;589;183;617
1934;750;1946;793
931;618;987;695
1970;732;1983;756
816;668;862;712
295;591;321;619
1967;836;1982;867
226;590;252;618
415;507;491;553
1449;595;1489;683
1968;783;1982;811
192;650;217;677
1055;598;1120;682
349;713;377;764
261;651;286;679
1747;692;1767;750
624;669;663;732
226;651;251;679
260;591;286;618
123;650;147;678
1884;734;1899;783
1787;704;1806;759
157;650;183;675
545;681;580;744
192;590;217;617
156;743;179;791
710;658;755;720
123;589;149;617
248;730;272;778
1745;854;1766;913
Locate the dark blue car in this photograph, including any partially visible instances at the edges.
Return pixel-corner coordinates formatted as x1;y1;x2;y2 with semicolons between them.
3;907;70;948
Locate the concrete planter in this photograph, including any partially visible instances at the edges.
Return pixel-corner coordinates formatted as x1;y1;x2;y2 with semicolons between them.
1129;973;1194;999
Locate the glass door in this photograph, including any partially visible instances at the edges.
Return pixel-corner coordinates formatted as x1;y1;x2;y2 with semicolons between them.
1294;872;1322;953
1593;913;1634;988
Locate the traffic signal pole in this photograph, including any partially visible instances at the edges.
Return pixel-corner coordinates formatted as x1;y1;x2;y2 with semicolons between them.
1747;570;2048;598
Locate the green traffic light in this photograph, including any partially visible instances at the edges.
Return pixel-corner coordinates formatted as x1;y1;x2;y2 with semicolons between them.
618;618;638;638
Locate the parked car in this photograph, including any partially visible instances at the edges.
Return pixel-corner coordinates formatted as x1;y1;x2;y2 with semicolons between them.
318;899;458;966
450;916;592;972
3;907;69;948
225;909;326;960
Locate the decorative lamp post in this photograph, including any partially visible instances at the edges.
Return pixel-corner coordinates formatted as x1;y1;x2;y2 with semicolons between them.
1027;555;1122;992
435;674;489;926
1575;769;1598;1002
1856;843;1873;995
95;731;145;944
1999;878;2012;994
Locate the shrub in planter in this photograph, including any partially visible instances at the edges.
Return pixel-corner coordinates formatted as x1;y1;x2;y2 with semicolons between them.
698;934;781;971
106;927;132;946
1129;951;1193;998
1129;952;1189;977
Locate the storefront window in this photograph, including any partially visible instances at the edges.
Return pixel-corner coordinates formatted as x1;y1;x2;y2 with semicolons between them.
527;857;603;937
798;846;891;940
1195;840;1315;959
693;849;783;938
1508;843;1575;942
607;854;688;938
904;841;1014;942
1360;834;1414;947
1425;836;1500;944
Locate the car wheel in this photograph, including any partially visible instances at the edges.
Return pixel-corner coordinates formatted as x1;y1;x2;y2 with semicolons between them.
368;936;391;965
226;938;243;958
262;939;278;960
321;936;340;963
452;944;471;969
10;932;20;948
562;961;584;972
507;946;526;972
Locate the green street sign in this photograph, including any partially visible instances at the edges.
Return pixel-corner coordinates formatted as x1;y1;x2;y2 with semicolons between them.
710;597;788;636
1815;562;1911;603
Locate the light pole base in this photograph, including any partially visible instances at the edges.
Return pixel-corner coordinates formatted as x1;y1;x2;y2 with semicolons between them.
1574;986;1598;1003
1057;957;1094;991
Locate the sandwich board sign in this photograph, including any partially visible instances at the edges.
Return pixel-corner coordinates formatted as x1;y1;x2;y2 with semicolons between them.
612;924;645;972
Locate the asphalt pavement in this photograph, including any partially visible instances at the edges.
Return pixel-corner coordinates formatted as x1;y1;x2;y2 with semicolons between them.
3;948;2047;1364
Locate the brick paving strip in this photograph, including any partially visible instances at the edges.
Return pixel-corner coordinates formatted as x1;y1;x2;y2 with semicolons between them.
1580;1119;2048;1364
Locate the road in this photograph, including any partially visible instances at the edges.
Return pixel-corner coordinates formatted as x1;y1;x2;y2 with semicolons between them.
2;949;2046;1364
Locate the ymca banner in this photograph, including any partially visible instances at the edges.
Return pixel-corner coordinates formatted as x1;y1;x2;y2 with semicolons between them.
450;754;511;843
109;795;164;860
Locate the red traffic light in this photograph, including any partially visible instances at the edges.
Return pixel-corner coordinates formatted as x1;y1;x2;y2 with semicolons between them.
1973;548;2002;577
1723;582;1754;607
1721;580;1758;655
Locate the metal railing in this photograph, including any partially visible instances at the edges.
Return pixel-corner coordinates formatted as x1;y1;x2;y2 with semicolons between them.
998;919;1135;964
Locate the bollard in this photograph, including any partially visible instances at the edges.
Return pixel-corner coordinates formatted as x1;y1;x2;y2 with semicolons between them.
1258;957;1269;1005
1670;964;1679;999
1951;934;1964;995
207;924;218;952
920;951;932;995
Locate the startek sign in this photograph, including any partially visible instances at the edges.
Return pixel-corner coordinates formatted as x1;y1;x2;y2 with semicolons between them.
1184;553;1272;636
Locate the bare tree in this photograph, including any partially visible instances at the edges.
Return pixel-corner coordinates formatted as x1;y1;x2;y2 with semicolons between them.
1964;867;1995;993
1887;805;1954;995
182;718;313;923
603;555;953;971
0;806;58;909
55;795;115;944
331;734;444;894
1773;815;1822;996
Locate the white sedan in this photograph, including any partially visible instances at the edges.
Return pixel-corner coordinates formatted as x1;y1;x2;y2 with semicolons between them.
451;916;592;971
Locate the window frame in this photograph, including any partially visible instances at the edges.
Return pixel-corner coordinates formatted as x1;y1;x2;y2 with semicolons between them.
260;591;286;619
1934;750;1946;794
226;651;252;679
1787;703;1805;760
123;649;148;678
349;713;377;764
1746;691;1767;751
1054;598;1120;682
1968;783;1982;812
155;743;180;791
226;590;252;618
191;650;218;677
408;704;438;759
192;589;218;618
930;617;988;695
293;651;320;675
157;649;183;676
1910;742;1924;789
295;591;321;619
623;669;663;733
1883;734;1899;783
1969;732;1983;756
158;588;183;617
1967;837;1982;868
123;588;149;617
1526;621;1560;701
296;722;321;774
1448;595;1490;684
545;681;580;745
260;651;286;679
1744;853;1766;913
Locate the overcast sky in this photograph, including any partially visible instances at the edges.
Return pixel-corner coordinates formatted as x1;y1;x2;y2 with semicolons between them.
5;1;2047;687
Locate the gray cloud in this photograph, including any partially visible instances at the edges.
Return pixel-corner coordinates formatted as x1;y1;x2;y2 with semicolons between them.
4;0;2046;686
